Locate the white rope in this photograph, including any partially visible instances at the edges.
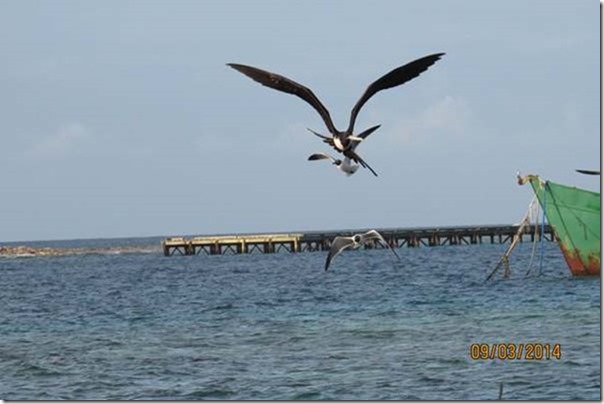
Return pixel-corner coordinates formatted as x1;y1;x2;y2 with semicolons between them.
525;197;540;276
486;196;538;281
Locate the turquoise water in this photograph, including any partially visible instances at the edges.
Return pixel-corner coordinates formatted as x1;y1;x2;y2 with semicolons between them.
0;239;600;400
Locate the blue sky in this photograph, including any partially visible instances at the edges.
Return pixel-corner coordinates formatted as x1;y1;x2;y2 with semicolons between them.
0;0;600;242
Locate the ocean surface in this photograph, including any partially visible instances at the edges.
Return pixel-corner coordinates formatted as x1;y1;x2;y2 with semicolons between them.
0;237;600;400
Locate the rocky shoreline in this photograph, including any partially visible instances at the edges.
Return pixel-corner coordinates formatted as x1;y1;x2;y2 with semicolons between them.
0;245;160;257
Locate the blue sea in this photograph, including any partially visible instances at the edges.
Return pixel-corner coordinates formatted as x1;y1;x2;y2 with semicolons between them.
0;238;600;400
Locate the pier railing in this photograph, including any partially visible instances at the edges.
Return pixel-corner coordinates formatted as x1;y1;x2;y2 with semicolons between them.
161;224;554;256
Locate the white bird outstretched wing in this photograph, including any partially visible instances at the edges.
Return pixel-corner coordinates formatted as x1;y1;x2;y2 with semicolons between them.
363;230;400;260
325;236;355;271
308;152;336;163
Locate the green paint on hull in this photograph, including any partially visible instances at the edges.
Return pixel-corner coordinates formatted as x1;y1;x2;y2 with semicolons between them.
527;176;600;276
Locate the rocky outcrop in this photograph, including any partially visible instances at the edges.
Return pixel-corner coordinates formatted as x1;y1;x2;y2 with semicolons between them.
0;245;159;257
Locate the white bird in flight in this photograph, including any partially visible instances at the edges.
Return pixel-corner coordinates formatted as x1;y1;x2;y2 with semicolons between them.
324;230;401;271
307;124;378;176
307;152;359;176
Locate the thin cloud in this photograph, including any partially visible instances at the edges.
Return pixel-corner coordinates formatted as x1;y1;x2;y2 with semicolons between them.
421;95;471;131
25;122;93;160
388;95;472;143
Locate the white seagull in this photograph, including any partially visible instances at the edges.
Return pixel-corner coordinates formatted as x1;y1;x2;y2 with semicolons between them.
307;152;359;176
324;230;401;271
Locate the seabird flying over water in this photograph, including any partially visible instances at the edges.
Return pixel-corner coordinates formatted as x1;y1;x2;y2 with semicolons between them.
324;230;401;271
227;53;444;176
308;152;359;176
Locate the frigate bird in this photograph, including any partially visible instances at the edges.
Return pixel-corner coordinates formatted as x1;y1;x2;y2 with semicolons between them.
324;230;400;271
227;53;444;176
308;152;359;176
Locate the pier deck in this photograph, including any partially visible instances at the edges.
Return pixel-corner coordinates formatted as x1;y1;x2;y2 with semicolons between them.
162;224;554;256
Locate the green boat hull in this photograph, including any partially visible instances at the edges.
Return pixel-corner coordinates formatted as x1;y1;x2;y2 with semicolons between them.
525;175;600;276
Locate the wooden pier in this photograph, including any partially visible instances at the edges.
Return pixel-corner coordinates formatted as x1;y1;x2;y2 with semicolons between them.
162;224;554;256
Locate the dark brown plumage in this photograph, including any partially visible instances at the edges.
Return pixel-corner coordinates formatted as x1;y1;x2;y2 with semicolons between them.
227;53;445;176
576;169;600;175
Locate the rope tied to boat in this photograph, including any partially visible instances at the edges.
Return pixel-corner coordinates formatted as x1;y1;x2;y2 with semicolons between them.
485;196;538;281
525;197;542;277
538;191;547;276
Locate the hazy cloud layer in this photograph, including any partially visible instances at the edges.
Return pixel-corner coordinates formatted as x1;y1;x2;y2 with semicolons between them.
0;0;599;242
24;122;93;160
389;96;473;143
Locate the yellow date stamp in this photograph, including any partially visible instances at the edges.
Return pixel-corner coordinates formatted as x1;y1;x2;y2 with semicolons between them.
469;343;562;360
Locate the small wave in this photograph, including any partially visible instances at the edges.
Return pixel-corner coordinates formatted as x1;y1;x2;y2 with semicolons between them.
133;388;181;400
183;387;235;399
437;357;465;365
253;300;275;307
203;303;237;312
291;391;322;400
419;375;446;384
191;356;221;363
327;353;349;360
344;329;398;339
14;363;65;377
